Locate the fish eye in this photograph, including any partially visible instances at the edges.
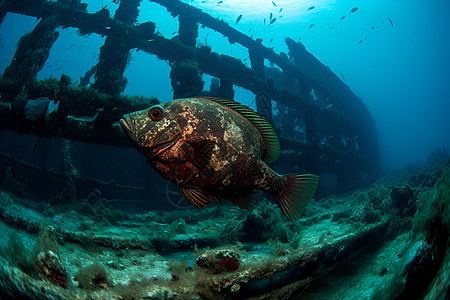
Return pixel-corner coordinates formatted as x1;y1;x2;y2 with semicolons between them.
149;106;164;121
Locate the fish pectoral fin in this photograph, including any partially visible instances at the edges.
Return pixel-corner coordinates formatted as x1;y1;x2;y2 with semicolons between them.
226;192;258;211
190;140;215;175
179;186;221;209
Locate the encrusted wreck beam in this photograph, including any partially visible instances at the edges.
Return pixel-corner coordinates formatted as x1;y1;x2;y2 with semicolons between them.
1;16;59;102
5;1;311;107
5;0;332;120
93;0;141;95
171;14;204;99
4;0;326;123
149;0;338;107
0;77;158;146
286;38;380;170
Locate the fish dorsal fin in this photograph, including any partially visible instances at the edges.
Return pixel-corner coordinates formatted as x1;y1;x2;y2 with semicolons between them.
196;97;280;163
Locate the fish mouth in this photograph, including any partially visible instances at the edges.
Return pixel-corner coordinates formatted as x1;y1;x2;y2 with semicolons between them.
120;116;134;139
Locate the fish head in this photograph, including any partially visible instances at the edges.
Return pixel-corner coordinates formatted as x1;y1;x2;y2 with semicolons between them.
120;103;183;160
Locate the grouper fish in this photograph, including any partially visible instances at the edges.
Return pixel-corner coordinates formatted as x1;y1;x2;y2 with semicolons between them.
120;97;319;221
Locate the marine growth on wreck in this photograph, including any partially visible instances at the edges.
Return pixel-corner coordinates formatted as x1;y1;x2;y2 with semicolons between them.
0;0;449;299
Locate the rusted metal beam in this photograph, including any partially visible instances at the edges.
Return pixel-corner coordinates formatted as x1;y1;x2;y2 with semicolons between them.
93;0;141;95
0;77;158;146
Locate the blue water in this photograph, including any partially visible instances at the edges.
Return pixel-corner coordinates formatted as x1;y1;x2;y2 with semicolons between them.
0;0;449;172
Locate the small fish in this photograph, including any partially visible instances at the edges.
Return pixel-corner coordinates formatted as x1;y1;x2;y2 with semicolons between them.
270;12;273;20
308;23;314;29
105;26;111;30
120;97;319;221
279;8;283;13
359;39;362;44
202;227;221;232
248;28;252;32
339;72;346;81
264;18;266;25
350;7;358;13
217;0;223;4
236;14;242;24
387;17;393;26
269;18;277;25
307;6;315;11
269;38;273;43
341;16;346;20
371;26;375;30
272;1;277;7
325;104;333;109
201;0;206;3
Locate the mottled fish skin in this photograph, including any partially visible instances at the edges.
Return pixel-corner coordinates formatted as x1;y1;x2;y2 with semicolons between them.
121;97;319;220
120;97;284;199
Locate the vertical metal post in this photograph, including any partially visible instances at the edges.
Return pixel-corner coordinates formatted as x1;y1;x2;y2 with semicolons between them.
250;46;274;123
170;13;203;99
93;0;141;95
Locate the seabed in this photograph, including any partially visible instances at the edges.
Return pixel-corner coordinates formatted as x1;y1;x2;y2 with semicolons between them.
0;159;449;300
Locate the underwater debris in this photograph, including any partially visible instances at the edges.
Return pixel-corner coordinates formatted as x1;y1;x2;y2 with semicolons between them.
74;262;111;290
0;160;448;298
196;248;240;273
390;184;417;216
24;97;50;121
34;227;67;288
35;250;67;288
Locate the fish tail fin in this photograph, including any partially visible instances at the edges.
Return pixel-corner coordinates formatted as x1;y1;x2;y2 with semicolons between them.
276;174;319;221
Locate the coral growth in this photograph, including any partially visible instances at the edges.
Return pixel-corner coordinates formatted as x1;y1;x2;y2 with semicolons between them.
170;59;204;99
33;228;67;287
35;250;67;288
390;184;417;216
196;248;240;274
215;256;240;273
74;262;110;290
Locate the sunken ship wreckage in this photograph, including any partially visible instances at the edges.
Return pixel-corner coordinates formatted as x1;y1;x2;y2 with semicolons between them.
0;0;448;299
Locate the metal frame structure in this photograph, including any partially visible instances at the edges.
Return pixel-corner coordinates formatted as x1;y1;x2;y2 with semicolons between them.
0;0;380;191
